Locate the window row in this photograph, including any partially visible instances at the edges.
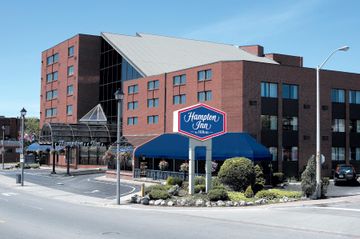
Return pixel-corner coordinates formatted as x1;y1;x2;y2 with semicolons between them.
332;89;360;104
332;147;360;161
46;53;59;65
332;119;360;133
261;115;298;131
268;147;298;161
127;115;160;125
45;105;73;118
46;90;57;101
261;82;298;99
46;71;58;83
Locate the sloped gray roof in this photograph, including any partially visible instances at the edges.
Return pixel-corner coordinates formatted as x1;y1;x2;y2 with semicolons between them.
101;32;278;77
79;104;107;124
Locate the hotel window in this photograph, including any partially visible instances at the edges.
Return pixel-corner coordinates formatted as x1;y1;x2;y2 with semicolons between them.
198;91;212;102
332;119;345;132
350;119;360;133
53;53;59;63
46;73;53;83
261;82;278;98
45;108;57;118
198;69;212;81
349;90;360;104
282;147;298;161
350;148;360;161
67;85;74;95
46;90;57;101
282;84;298;99
173;74;186;85
261;115;278;130
283;116;298;131
269;147;278;161
332;147;345;161
68;46;74;57
147;98;159;108
127;101;138;110
46;56;53;65
127;117;138;125
147;80;159;90
173;94;186;105
128;84;139;94
68;65;74;76
331;89;345;103
147;115;159;124
66;105;73;115
53;71;58;81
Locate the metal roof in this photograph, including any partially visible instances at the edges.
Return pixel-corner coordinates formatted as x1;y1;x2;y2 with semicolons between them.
101;32;278;77
79;104;107;125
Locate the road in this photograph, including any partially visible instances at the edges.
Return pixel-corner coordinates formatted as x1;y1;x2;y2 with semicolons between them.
0;176;360;239
0;169;139;199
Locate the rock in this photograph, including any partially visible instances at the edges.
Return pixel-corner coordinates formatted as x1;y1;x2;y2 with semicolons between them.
282;196;289;202
246;201;254;206
225;201;233;207
149;200;155;205
168;185;180;196
130;195;139;203
211;202;217;207
217;200;225;207
136;197;142;204
179;199;187;206
167;201;175;206
195;199;205;207
205;201;212;207
239;201;246;206
142;197;149;205
154;199;163;206
233;202;239;207
160;200;166;206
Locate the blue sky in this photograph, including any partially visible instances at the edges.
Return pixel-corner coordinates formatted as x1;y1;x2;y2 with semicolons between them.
0;0;359;117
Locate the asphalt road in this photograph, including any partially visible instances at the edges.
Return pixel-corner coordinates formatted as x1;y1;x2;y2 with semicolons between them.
0;180;359;239
0;169;139;199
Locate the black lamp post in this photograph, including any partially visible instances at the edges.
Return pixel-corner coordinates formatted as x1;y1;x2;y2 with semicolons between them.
114;89;124;205
20;107;27;186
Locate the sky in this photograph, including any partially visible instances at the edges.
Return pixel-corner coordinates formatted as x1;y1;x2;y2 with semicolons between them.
0;0;359;118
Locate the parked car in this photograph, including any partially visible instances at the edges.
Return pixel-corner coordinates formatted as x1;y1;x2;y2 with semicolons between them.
334;164;358;185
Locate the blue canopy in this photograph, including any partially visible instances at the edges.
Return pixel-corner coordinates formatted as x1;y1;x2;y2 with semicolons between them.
26;142;64;152
134;133;271;161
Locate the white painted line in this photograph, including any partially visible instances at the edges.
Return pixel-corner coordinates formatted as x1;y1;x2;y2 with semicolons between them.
0;220;5;224
1;192;18;197
305;206;360;213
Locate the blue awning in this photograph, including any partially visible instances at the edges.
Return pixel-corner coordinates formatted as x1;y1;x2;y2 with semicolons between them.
134;133;271;161
26;143;64;152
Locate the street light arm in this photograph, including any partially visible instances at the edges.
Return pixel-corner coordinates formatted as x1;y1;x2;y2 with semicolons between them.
318;46;349;70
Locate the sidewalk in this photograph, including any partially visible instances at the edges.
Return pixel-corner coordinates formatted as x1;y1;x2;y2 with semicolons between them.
40;165;108;176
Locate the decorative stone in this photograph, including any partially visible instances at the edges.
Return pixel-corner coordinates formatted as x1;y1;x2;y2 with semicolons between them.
136;197;142;204
225;201;233;207
160;200;166;206
130;195;138;203
167;201;175;206
233;202;239;207
217;200;225;207
149;200;155;205
205;201;212;207
246;201;254;206
195;199;205;207
179;199;187;206
239;201;246;206
168;185;180;196
211;202;217;207
142;197;149;205
154;199;163;206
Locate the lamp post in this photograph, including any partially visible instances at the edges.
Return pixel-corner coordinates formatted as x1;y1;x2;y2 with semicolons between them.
114;89;124;205
315;46;349;198
1;125;5;170
20;107;27;186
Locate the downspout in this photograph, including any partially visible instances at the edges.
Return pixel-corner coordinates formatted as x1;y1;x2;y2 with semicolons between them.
163;73;167;133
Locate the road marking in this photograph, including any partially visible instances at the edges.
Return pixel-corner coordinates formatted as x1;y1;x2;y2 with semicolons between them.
305;206;360;212
0;220;5;224
1;192;18;197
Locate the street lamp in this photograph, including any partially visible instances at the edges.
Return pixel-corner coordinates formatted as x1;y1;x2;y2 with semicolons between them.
20;107;27;186
1;125;5;170
315;46;349;198
114;89;124;205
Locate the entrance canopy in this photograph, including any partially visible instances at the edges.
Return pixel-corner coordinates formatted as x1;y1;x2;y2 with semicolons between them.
134;133;271;161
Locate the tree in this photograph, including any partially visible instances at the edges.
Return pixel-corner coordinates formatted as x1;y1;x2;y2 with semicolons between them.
301;155;316;197
25;117;40;141
253;164;265;194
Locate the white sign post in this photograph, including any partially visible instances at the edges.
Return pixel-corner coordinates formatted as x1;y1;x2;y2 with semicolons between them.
174;104;226;195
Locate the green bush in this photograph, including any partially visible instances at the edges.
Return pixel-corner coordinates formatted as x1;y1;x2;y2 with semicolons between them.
194;176;205;185
321;177;330;198
218;157;255;192
144;184;171;195
228;192;248;201
255;189;302;200
207;188;229;201
149;189;170;200
194;184;206;193
301;156;316;197
166;176;183;187
253;164;265;194
244;186;254;198
211;176;224;188
272;172;285;186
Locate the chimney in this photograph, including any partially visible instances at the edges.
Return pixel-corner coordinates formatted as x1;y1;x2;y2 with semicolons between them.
240;45;264;57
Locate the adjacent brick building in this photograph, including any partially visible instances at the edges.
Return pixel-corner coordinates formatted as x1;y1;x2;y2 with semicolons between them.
0;117;21;163
41;32;360;177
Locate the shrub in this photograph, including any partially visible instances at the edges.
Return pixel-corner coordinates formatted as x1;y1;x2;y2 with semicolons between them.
179;162;189;172
149;189;170;200
218;157;255;191
211;176;224;188
255;189;302;199
244;186;254;198
194;184;206;193
272;172;285;186
166;176;183;187
144;184;171;195
321;177;330;198
194;176;205;185
158;160;169;171
228;192;248;202
253;164;265;194
208;188;229;201
301;155;316;197
255;190;278;200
